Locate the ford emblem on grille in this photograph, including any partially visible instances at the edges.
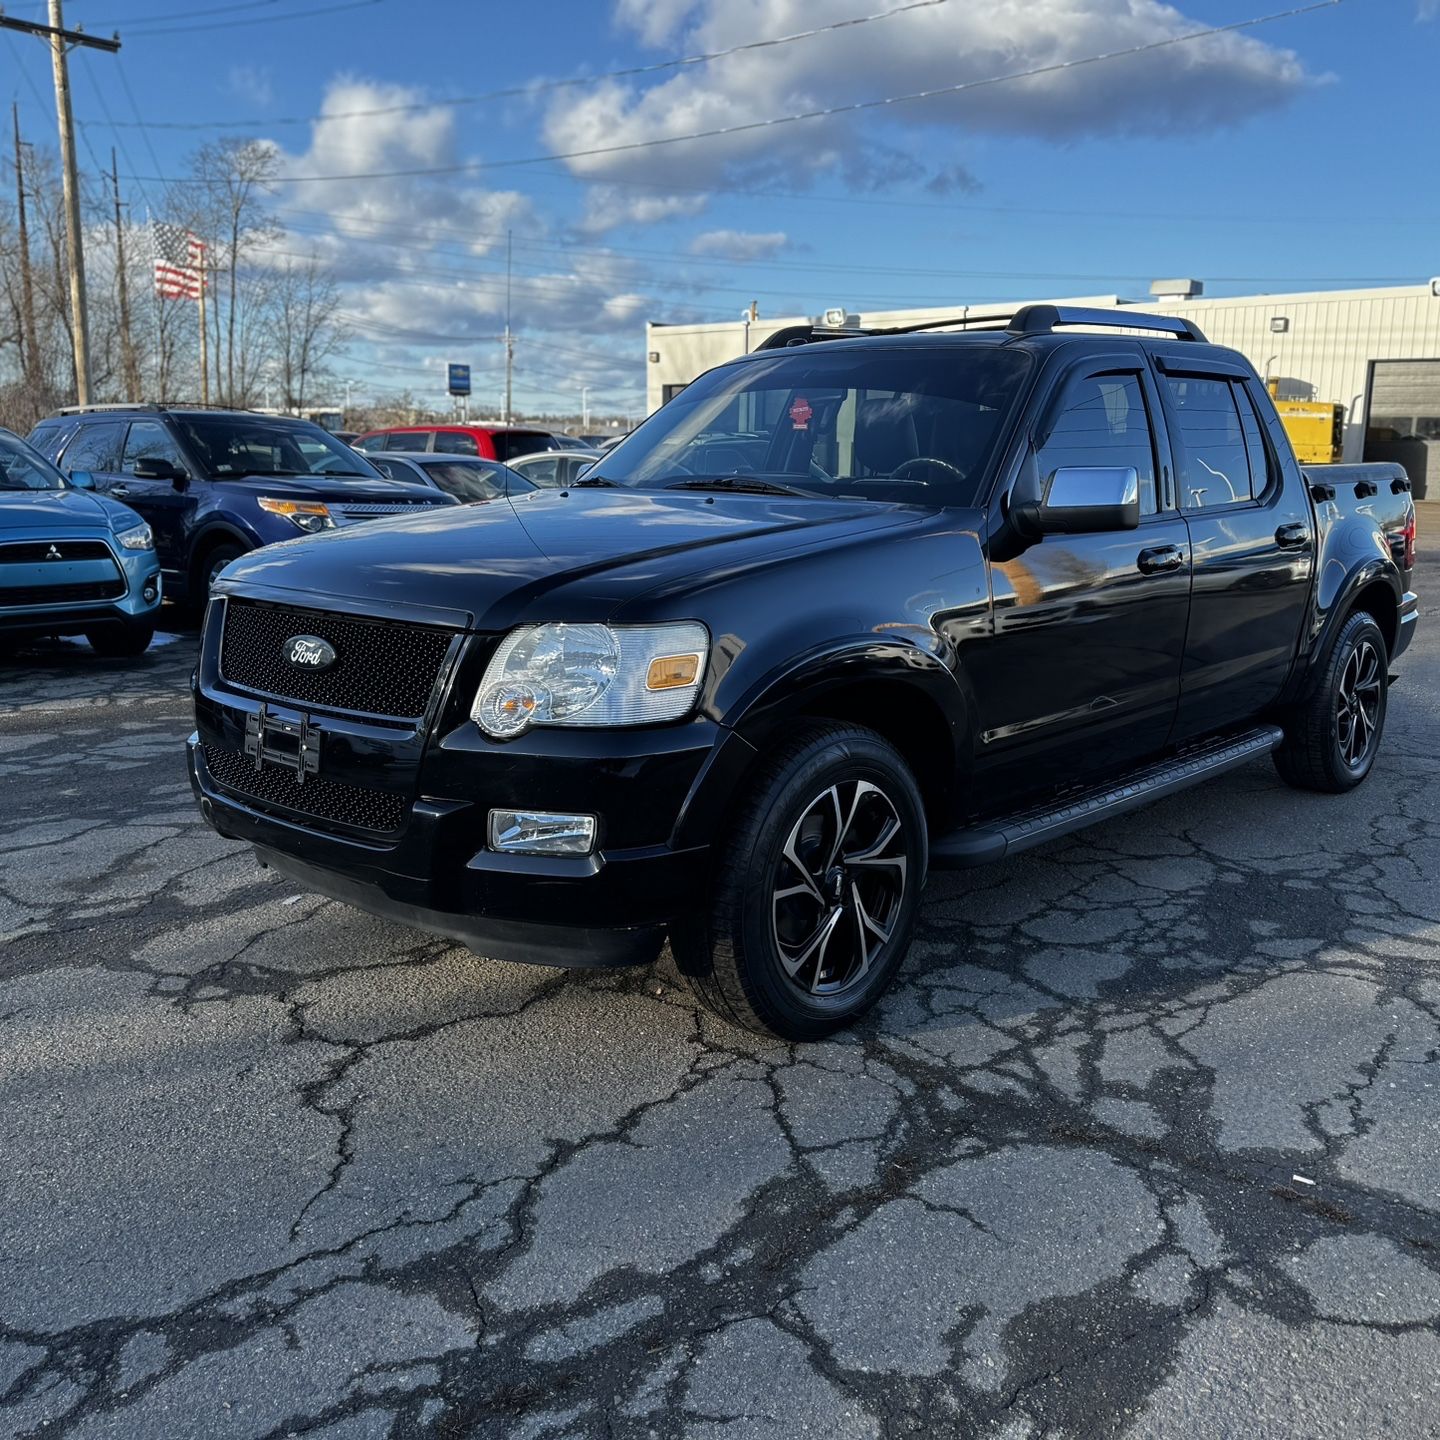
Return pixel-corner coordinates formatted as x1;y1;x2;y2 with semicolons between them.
283;634;337;670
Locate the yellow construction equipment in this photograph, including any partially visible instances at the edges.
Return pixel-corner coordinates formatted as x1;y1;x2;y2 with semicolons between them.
1267;380;1344;464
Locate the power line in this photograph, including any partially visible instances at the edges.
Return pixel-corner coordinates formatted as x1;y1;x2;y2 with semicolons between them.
117;0;1345;186
119;0;384;37
96;0;955;131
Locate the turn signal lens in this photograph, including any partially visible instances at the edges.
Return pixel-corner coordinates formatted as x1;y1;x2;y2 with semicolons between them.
646;653;701;691
258;497;336;533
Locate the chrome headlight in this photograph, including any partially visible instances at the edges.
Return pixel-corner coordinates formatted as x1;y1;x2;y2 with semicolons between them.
115;522;154;551
472;622;708;738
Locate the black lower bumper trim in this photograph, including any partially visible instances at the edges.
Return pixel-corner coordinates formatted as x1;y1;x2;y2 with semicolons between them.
255;845;667;969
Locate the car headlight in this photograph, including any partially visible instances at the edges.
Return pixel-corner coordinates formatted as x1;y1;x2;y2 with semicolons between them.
115;522;153;551
258;496;336;533
472;622;708;738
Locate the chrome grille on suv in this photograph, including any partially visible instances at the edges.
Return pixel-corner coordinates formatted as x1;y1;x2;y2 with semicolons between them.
219;599;455;719
204;744;406;834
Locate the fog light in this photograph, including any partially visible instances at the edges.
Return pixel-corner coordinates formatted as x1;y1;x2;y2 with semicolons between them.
488;809;597;856
142;580;158;602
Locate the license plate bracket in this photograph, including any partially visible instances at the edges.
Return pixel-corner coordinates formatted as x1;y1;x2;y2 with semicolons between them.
244;703;320;784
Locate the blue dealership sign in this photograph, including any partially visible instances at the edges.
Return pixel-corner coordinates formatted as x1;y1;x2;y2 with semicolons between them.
447;363;471;396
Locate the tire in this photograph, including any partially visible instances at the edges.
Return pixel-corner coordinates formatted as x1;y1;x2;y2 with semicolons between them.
86;623;154;658
1273;610;1387;793
672;721;928;1041
199;543;246;598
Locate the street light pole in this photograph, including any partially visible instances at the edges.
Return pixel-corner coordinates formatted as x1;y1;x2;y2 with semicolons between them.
581;386;590;430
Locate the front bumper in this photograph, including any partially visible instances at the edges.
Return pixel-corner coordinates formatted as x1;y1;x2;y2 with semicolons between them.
0;541;161;637
189;733;711;967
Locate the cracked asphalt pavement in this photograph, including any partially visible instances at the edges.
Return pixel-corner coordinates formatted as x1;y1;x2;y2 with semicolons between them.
2;513;1437;1439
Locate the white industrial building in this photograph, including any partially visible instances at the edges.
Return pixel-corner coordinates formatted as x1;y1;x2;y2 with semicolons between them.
645;281;1440;496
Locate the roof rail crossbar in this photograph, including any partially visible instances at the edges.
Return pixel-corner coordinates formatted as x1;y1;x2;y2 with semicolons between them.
1006;305;1207;342
56;401;165;415
753;324;871;350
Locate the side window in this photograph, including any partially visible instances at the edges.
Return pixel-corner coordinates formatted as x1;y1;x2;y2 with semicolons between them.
1233;384;1273;498
27;420;76;458
1037;372;1157;515
122;420;184;472
60;421;126;474
433;431;478;455
521;457;559;485
1165;376;1253;510
386;431;428;452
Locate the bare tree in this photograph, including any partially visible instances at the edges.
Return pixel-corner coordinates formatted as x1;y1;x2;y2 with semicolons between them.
184;137;280;406
272;254;348;412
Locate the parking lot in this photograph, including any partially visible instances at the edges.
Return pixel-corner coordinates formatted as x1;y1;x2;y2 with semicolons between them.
0;516;1434;1440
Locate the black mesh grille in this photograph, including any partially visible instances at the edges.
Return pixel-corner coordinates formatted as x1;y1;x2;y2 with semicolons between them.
220;599;454;718
2;579;126;605
0;540;116;565
204;744;406;834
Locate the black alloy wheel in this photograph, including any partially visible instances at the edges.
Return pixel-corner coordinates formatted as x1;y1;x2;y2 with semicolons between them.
1335;636;1382;771
1274;609;1388;793
771;778;910;999
673;721;927;1040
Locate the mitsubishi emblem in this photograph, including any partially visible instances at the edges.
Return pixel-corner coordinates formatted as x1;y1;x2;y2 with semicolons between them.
45;544;63;561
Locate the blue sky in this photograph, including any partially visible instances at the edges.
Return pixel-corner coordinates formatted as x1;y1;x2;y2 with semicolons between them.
3;0;1435;416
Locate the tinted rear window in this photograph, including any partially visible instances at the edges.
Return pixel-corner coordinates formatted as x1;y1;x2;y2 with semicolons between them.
492;431;558;461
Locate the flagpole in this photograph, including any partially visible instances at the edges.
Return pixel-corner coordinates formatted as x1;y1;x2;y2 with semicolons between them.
196;240;208;405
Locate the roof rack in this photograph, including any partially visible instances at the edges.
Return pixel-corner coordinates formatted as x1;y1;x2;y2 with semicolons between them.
54;400;266;417
1004;304;1207;342
751;304;1207;350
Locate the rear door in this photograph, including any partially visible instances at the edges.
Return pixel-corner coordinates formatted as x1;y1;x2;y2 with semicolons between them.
1155;359;1314;739
977;354;1193;790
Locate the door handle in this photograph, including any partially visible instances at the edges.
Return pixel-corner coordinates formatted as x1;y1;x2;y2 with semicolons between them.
1275;522;1310;549
1137;544;1185;575
110;484;131;497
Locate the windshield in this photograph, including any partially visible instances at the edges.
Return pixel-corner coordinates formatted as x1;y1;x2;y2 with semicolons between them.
173;416;385;479
596;344;1032;505
421;458;532;503
0;430;67;491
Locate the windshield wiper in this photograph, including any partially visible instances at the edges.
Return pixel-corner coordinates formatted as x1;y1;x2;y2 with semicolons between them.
571;475;619;487
664;475;810;497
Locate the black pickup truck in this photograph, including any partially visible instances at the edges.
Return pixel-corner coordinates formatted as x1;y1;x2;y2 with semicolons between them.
188;306;1419;1040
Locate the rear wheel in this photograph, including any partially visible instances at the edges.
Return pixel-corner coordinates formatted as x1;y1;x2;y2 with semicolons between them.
1274;611;1387;793
672;722;927;1040
86;624;154;658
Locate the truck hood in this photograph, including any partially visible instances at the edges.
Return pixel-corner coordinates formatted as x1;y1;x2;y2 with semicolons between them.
219;488;928;628
0;486;133;532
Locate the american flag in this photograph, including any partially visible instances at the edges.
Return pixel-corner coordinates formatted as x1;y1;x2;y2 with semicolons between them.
152;223;206;300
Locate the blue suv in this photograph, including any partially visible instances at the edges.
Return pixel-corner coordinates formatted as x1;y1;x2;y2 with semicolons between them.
28;406;456;602
0;426;161;657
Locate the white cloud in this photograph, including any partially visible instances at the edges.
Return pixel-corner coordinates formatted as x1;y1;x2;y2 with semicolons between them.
1419;1;1438;19
545;0;1313;192
689;229;788;261
267;81;655;410
227;65;274;107
578;184;708;234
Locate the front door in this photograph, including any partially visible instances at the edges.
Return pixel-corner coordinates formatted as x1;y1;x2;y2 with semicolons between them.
113;419;199;575
974;360;1192;796
1158;368;1314;740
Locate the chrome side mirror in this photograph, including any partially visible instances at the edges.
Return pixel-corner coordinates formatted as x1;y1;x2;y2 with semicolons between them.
1037;466;1140;533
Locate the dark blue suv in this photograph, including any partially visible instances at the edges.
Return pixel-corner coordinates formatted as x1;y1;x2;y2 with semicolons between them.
28;406;456;601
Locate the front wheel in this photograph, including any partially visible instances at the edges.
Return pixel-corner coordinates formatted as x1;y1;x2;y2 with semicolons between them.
1274;611;1388;793
672;722;927;1040
86;623;154;658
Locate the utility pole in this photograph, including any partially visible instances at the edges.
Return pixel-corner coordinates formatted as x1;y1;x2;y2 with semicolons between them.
110;149;140;401
581;386;590;430
503;229;514;425
0;5;122;406
11;104;40;387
